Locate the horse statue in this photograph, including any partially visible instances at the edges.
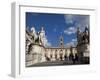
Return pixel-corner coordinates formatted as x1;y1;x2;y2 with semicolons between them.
30;27;46;46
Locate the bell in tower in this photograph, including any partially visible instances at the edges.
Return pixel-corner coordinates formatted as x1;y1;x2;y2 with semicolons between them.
59;34;64;48
77;27;80;37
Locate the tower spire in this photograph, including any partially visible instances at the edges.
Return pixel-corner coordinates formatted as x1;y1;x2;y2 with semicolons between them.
59;34;64;48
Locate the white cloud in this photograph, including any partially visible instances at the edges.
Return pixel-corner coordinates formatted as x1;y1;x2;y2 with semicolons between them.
64;15;74;24
65;42;75;48
65;38;77;47
72;38;77;42
64;14;89;32
64;27;76;35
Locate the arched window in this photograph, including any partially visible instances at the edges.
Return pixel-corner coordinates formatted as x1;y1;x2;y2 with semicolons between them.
55;50;57;59
59;49;63;60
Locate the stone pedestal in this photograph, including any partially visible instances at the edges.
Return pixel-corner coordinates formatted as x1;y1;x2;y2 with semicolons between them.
26;44;46;66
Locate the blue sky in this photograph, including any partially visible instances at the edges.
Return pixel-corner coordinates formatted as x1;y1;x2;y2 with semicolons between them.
26;12;89;47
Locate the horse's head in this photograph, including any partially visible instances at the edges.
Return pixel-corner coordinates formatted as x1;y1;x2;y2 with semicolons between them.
31;27;36;34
